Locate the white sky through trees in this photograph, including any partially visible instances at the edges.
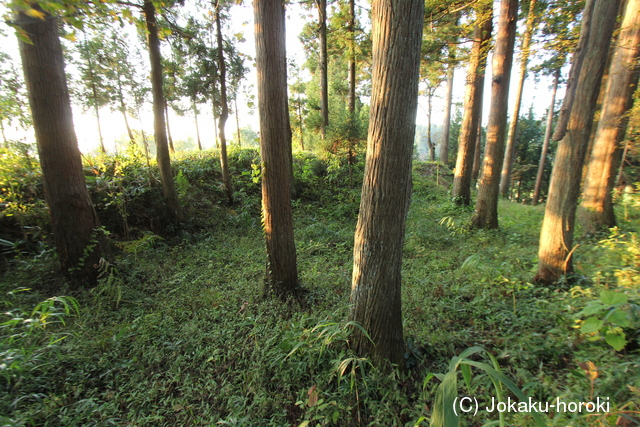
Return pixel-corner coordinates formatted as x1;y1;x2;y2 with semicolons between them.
0;1;565;154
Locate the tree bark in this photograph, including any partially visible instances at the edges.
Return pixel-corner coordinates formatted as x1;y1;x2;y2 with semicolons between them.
216;3;234;204
427;88;435;161
194;101;203;150
499;0;537;197
579;0;640;233
318;0;329;138
234;96;241;146
452;1;492;205
117;75;136;146
348;0;423;366
471;0;519;229
164;100;175;154
532;68;560;206
254;0;300;298
535;0;620;285
348;0;356;116
552;0;595;142
17;8;105;284
143;0;183;222
440;55;455;164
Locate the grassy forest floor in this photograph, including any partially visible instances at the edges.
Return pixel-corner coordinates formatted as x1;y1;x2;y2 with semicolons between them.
1;148;639;426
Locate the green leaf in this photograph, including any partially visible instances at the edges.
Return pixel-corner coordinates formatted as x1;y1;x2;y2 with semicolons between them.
605;332;627;351
581;317;603;334
600;290;628;306
607;310;630;328
461;364;472;391
579;302;606;316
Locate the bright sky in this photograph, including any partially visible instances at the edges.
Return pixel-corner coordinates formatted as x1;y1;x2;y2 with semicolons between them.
0;1;565;155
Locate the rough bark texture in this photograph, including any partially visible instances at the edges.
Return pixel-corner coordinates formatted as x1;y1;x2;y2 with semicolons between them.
144;0;183;222
532;69;560;206
254;0;300;298
216;4;234;204
452;1;492;205
471;0;519;229
579;0;640;233
552;0;595;142
318;0;329;138
348;0;423;366
535;0;620;285
17;9;104;284
499;0;537;197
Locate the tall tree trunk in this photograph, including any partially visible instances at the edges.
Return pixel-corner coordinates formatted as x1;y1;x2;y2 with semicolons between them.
193;101;203;151
298;94;305;150
579;0;640;233
440;53;455;164
535;0;619;285
215;3;234;204
143;0;183;222
348;0;423;366
348;0;356;116
17;7;104;284
254;0;300;298
452;1;492;205
318;0;329;138
552;0;595;142
471;0;519;229
234;96;241;146
427;89;435;161
117;76;135;146
94;103;106;154
499;0;537;197
86;53;106;154
164;100;175;154
472;118;484;182
532;68;560;206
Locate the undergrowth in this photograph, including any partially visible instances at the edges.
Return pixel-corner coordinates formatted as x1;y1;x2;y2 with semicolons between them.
0;146;639;426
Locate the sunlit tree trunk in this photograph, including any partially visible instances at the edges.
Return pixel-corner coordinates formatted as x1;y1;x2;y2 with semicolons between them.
17;7;105;284
532;68;560;206
234;96;241;146
164;100;175;154
193;101;203;151
117;75;135;146
427;88;435;160
216;3;234;204
471;0;519;229
535;0;619;285
500;0;537;197
452;1;492;205
348;0;423;365
254;0;300;298
579;0;640;233
143;0;183;222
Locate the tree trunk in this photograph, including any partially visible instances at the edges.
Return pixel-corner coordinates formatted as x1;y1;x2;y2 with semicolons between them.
440;55;455;164
254;0;300;298
143;0;183;222
471;0;519;229
579;0;640;233
452;0;492;205
427;89;435;161
216;3;234;204
532;68;560;206
499;0;537;198
535;0;619;285
552;0;595;142
17;8;105;284
94;103;106;154
472;119;484;182
298;94;305;150
348;0;423;366
318;0;329;138
164;100;175;154
194;101;203;150
234;96;241;146
348;0;356;116
117;76;135;146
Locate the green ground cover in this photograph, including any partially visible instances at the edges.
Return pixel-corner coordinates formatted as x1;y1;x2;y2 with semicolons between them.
0;148;638;426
